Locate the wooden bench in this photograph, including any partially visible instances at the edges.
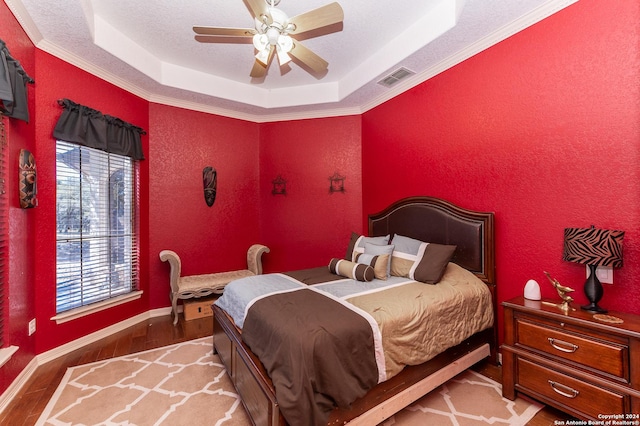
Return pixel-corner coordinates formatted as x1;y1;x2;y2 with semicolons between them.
159;244;270;325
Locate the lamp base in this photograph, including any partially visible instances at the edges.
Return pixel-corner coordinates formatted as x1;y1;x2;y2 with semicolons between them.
582;264;607;314
580;303;607;313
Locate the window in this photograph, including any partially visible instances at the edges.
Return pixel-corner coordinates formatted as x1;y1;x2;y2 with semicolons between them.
56;141;138;313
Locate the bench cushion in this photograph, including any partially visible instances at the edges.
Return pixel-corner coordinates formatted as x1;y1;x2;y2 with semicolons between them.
178;270;255;295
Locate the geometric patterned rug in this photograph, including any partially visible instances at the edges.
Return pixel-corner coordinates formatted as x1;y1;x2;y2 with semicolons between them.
36;336;542;425
382;370;543;426
36;337;250;426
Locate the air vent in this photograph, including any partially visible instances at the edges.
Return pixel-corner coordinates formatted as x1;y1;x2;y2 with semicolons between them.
377;67;415;88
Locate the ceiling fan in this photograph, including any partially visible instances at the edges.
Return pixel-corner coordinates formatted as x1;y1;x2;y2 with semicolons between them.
193;0;344;79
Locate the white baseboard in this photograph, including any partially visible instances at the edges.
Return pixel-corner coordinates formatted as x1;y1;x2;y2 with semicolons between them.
0;356;39;416
0;306;176;415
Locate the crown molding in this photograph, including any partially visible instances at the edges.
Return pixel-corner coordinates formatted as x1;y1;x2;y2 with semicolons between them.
4;0;42;43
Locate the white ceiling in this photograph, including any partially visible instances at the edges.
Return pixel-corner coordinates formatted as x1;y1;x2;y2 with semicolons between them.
6;0;577;122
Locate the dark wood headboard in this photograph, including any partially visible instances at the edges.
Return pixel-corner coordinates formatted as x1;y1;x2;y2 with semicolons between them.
368;196;495;287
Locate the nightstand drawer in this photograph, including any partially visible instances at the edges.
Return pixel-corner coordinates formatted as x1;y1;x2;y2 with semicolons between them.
517;320;627;379
517;358;626;419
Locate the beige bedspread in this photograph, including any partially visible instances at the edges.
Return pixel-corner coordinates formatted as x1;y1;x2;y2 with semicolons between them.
346;262;494;379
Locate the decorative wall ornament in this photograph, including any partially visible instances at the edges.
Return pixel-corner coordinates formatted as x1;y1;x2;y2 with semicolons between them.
328;172;345;194
19;148;37;208
203;166;217;207
272;175;287;195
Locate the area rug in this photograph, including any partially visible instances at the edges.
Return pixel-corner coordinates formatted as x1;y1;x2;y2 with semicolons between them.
37;337;542;425
382;369;543;425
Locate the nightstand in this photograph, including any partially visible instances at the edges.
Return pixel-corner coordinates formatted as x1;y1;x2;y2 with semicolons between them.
501;296;640;420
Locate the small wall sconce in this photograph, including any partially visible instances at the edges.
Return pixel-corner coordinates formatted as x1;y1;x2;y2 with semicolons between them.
272;175;287;195
329;172;345;194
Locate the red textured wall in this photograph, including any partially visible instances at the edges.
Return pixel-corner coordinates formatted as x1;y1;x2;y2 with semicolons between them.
259;116;362;272
148;104;260;309
1;0;639;397
362;0;640;342
32;50;150;354
0;1;37;391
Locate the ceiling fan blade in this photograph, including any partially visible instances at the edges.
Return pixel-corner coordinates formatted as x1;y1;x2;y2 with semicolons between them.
250;60;267;78
288;2;344;35
244;0;271;24
250;46;275;78
195;35;253;45
289;41;328;73
193;26;256;37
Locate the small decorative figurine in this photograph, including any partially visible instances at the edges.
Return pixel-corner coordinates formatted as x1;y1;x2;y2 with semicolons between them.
542;271;576;312
203;166;217;207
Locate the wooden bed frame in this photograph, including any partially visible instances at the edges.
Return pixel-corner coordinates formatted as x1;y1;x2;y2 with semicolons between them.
212;196;496;426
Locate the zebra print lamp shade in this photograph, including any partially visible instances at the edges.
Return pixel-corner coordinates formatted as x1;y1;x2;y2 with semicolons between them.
563;225;624;313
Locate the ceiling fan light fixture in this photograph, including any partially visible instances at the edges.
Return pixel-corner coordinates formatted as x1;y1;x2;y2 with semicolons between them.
252;33;269;51
193;0;344;80
266;27;281;45
277;34;293;53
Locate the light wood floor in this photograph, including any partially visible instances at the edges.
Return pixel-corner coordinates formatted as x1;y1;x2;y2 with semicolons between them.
0;314;567;425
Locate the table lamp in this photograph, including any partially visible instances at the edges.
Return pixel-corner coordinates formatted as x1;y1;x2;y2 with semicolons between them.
563;225;624;313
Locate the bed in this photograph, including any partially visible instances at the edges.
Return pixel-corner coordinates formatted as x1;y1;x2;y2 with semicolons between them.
212;196;496;426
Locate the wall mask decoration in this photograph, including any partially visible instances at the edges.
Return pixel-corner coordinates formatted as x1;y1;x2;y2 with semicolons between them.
272;175;287;196
203;166;217;207
19;148;37;208
329;172;345;194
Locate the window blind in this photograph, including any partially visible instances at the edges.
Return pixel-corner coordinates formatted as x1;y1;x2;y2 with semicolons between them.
56;141;138;312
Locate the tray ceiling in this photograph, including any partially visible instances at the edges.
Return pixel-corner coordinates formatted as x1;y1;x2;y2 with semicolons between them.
6;0;577;122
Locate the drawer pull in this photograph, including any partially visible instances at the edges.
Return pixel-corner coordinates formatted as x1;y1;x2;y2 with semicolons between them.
548;380;580;398
548;337;578;353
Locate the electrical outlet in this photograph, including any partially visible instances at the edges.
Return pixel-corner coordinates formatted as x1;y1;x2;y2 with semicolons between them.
586;265;613;284
28;319;36;336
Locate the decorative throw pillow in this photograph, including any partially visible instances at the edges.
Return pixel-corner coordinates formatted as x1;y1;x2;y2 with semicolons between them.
390;234;457;284
355;252;391;280
359;242;394;279
329;258;375;282
345;232;390;261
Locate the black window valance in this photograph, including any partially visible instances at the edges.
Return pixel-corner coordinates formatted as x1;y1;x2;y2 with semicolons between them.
0;38;35;123
53;98;146;160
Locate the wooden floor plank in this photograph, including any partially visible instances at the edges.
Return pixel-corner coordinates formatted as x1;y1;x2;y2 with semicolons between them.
0;314;565;425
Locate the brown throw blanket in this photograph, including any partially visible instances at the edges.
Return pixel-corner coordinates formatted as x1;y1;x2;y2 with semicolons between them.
242;288;379;426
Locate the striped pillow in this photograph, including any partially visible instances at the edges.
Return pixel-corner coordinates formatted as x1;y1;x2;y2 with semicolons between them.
329;258;375;282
